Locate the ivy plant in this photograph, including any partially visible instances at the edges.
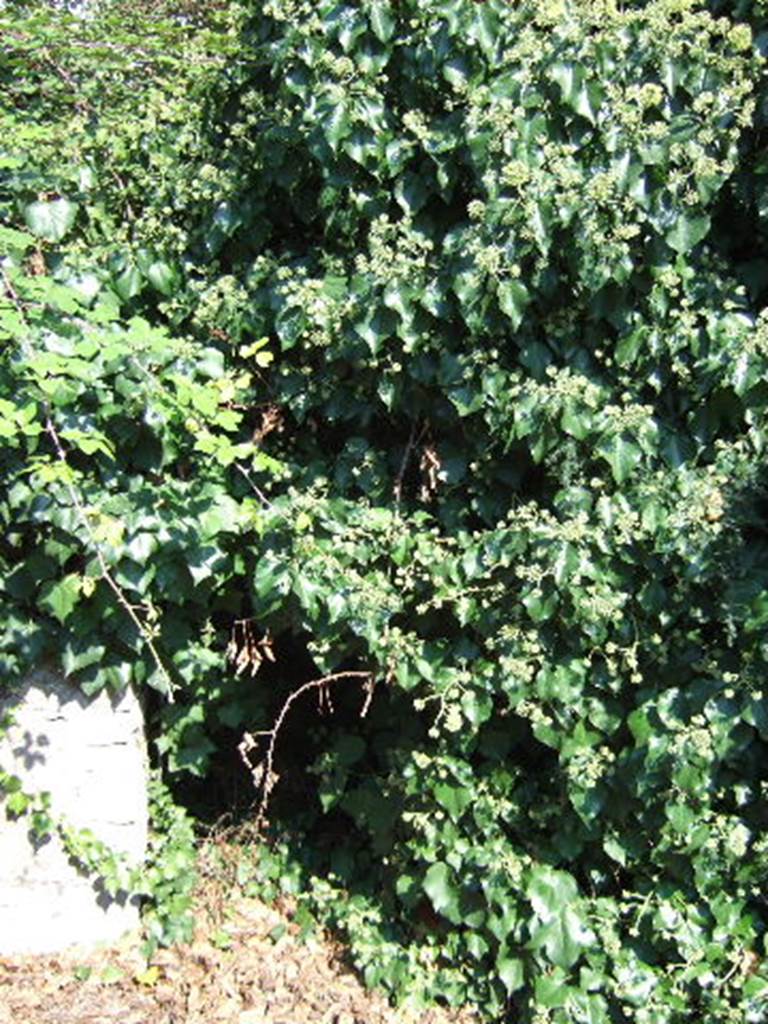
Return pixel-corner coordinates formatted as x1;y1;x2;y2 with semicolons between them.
2;1;768;1021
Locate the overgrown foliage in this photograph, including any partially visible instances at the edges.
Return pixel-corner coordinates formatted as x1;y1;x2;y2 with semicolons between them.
2;0;768;1020
0;0;264;945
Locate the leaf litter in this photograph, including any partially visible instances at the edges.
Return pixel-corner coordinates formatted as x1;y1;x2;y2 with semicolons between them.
0;846;476;1024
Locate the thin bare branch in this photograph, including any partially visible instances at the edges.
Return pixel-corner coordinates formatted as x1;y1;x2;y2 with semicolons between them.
240;670;375;834
1;265;22;306
393;419;426;506
44;414;176;701
235;462;274;510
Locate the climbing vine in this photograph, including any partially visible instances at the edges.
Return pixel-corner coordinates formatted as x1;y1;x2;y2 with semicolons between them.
2;0;768;1021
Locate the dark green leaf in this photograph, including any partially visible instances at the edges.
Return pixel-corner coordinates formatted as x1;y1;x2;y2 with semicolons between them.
497;279;530;330
39;574;81;624
665;213;711;254
597;434;643;484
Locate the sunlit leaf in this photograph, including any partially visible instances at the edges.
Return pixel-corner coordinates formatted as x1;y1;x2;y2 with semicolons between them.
24;198;78;242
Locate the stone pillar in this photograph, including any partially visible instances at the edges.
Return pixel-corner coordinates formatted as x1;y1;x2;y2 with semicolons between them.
0;669;148;954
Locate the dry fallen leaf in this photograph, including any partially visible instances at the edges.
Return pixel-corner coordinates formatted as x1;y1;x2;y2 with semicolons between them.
0;881;475;1024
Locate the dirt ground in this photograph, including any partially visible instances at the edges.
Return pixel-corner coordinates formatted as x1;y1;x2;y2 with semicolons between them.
0;848;476;1024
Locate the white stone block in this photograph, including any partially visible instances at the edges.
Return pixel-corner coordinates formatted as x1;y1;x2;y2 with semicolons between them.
0;669;148;953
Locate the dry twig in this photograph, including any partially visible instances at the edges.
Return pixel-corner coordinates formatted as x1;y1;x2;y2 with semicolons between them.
393;420;426;505
239;670;375;833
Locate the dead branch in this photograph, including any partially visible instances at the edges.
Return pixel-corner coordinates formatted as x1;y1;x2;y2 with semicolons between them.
393;419;426;506
239;670;375;834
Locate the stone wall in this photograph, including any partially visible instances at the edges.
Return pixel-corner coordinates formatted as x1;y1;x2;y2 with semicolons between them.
0;669;148;954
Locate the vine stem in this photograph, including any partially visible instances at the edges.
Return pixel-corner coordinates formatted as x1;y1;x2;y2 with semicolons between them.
242;670;375;834
44;414;176;701
393;419;425;506
235;461;274;510
1;265;22;306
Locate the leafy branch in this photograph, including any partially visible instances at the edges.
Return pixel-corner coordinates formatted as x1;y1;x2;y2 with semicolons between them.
44;413;177;701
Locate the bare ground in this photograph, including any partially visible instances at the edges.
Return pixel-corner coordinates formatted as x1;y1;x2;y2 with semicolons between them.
0;844;476;1024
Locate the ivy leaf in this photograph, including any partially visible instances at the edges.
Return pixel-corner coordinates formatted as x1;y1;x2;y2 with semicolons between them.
472;4;499;59
369;1;395;43
61;428;115;459
6;790;32;817
597;433;643;484
522;588;558;623
423;861;458;918
322;99;352;151
615;327;647;367
561;403;592;440
434;783;473;822
197;347;225;379
497;955;525;995
732;349;754;396
497;279;530;329
113;264;143;301
665;213;711;254
67;272;101;306
552;542;580;586
602;835;628;866
443;56;471;89
39;574;81;624
527;867;579;918
528;907;595;969
535;969;570;1008
551;62;601;123
146;260;177;296
627;708;652;745
660;428;695;468
383;280;414;321
0;225;35;253
62;639;105;676
24;198;78;242
395;172;429;216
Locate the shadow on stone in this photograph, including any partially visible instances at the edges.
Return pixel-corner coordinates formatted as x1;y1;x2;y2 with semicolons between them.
11;729;50;770
0;668;148;954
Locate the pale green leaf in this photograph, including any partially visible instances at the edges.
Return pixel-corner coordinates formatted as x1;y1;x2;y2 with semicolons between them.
60;428;115;459
497;956;525;995
24;199;78;243
434;783;473;822
527;866;579;919
369;1;395;43
528;906;595;969
423;861;458;917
